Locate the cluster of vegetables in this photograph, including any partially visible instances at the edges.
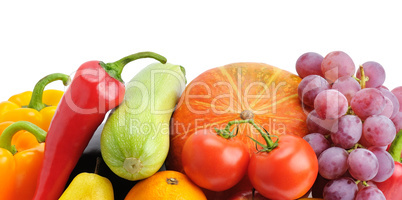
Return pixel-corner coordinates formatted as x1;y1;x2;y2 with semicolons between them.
166;63;320;200
0;73;69;199
0;50;400;199
0;51;189;200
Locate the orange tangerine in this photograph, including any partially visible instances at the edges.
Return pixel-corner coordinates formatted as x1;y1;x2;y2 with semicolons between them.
124;170;207;200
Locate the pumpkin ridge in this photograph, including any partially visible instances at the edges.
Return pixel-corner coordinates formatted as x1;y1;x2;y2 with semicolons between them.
249;69;284;108
170;114;239;141
256;93;299;112
256;114;306;122
218;67;243;111
189;100;232;113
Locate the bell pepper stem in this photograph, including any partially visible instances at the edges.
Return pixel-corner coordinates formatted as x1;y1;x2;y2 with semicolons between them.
100;51;167;83
0;121;47;155
388;130;402;163
28;73;71;111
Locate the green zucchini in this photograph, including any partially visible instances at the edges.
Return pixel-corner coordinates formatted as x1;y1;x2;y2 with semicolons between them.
100;62;186;181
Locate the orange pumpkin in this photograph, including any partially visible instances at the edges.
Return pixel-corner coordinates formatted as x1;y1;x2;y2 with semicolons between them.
167;62;308;168
166;62;309;198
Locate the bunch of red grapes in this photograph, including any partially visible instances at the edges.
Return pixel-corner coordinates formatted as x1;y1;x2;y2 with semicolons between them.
296;51;402;200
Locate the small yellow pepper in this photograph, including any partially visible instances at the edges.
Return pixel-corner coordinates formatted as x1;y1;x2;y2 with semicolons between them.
0;73;70;131
0;121;47;200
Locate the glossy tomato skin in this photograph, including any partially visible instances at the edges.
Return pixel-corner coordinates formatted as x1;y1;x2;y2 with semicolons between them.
182;129;250;192
376;161;402;200
248;135;318;200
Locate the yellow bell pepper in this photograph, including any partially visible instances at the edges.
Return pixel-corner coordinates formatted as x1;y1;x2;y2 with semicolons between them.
0;121;46;200
0;73;70;131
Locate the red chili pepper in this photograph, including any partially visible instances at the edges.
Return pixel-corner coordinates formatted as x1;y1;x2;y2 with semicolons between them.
33;52;167;200
377;129;402;200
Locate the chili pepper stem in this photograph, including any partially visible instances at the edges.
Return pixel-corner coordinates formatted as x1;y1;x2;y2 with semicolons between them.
28;73;71;111
0;121;47;155
101;51;167;83
388;130;402;162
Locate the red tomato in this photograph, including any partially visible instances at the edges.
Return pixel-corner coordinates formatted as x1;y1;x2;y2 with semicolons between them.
248;134;318;200
181;129;250;191
376;161;402;200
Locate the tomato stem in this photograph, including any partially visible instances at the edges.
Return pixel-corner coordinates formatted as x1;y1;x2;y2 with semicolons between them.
216;119;278;151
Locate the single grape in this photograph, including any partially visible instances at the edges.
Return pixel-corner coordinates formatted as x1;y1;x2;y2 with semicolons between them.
363;115;396;147
356;61;386;88
379;87;400;119
301;103;314;114
323;177;358;200
307;110;337;135
331;76;361;104
303;133;331;157
351;88;386;120
391;86;402;111
314;89;348;120
369;146;395;182
391;111;402;132
360;137;392;150
380;96;394;118
358;133;373;149
298;75;330;107
348;148;379;181
321;51;355;83
331;115;362;149
355;186;386;200
296;52;324;78
318;147;349;180
375;145;388;151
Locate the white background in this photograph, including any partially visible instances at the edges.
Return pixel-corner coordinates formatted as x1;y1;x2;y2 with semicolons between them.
0;0;401;101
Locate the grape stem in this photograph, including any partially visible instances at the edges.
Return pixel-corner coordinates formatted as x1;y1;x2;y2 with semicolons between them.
346;106;355;115
358;65;369;89
353;66;369;89
347;143;365;153
355;180;369;187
